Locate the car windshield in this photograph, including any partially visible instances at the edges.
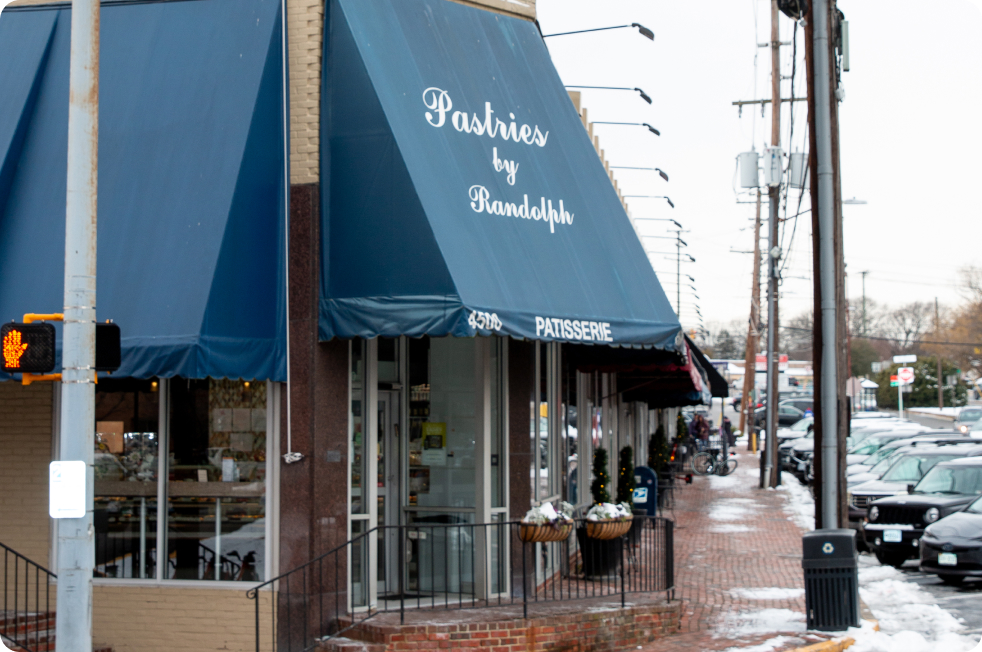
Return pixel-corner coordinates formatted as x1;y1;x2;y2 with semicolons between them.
790;418;813;432
869;453;903;476
848;436;895;456
971;419;982;432
866;445;906;466
967;496;982;514
959;408;982;423
914;465;982;495
882;455;957;483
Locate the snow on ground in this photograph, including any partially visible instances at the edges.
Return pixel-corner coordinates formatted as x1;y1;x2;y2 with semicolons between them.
717;609;806;638
907;407;959;419
710;523;755;534
730;588;805;600
708;498;756;521
775;469;981;652
776;473;815;531
720;635;800;652
708;473;742;489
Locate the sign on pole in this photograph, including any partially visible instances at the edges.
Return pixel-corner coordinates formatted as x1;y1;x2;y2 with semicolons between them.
898;367;915;385
893;354;917;364
890;375;899;387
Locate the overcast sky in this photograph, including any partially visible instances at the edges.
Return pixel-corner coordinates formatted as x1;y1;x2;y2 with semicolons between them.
537;0;982;331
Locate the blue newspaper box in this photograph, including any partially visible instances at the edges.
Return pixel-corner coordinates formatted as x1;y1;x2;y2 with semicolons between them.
632;466;658;516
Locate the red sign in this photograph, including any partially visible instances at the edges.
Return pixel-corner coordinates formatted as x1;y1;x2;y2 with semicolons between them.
755;354;790;372
898;367;915;385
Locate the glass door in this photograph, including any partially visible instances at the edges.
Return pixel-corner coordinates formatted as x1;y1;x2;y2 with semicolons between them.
377;391;401;596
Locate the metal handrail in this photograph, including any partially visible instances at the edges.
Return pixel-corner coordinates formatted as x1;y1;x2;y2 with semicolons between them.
1;541;56;652
247;516;674;652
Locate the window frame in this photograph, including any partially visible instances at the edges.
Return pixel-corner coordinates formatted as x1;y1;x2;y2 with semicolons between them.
74;377;280;589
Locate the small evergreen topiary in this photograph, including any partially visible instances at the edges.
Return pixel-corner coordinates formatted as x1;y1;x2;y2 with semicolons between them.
648;424;670;474
616;446;635;504
676;413;688;440
590;448;611;505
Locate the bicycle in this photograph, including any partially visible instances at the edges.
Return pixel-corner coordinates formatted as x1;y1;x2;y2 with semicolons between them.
691;436;738;476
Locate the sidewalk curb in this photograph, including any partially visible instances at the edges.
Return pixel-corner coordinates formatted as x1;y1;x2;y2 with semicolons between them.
786;637;855;652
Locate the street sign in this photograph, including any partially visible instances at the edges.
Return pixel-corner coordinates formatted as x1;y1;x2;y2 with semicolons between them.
890;375;899;387
755;353;789;371
893;354;917;364
871;361;883;373
898;367;915;385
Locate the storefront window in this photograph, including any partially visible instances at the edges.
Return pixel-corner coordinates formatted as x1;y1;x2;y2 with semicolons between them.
351;341;366;514
94;378;159;579
166;379;266;581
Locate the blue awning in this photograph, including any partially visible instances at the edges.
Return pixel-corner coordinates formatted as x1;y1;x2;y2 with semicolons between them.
320;0;681;349
0;0;286;381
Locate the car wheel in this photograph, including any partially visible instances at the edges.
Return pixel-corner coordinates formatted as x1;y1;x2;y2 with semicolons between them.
938;574;964;586
875;551;909;568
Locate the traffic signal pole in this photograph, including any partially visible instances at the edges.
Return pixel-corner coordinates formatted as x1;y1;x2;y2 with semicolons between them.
56;0;99;647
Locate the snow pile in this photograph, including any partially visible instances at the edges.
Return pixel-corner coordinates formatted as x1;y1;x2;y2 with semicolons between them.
717;608;806;637
777;472;815;531
730;588;805;600
845;563;979;652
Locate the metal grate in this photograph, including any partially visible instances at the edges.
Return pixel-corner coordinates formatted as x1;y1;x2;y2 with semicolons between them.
877;505;925;526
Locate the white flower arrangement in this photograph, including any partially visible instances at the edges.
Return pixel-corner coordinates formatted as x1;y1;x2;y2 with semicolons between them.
585;502;633;522
522;501;574;525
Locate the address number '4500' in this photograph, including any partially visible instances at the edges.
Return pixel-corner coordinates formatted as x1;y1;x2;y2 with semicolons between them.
468;311;502;332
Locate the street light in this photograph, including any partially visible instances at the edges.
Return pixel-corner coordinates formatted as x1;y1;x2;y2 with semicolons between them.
543;23;655;41
610;166;670;181
624;195;674;208
634;217;681;229
565;85;652;104
593;122;661;136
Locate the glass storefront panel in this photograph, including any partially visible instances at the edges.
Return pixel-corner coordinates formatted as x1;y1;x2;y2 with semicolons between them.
405;511;475;597
94;378;159;579
166;379;266;581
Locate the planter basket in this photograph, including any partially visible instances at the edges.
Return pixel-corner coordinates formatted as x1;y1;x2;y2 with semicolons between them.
585;519;633;540
519;522;573;543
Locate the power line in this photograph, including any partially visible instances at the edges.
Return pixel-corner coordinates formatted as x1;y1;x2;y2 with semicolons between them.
782;325;982;348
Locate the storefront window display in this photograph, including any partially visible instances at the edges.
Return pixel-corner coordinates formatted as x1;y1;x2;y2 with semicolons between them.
94;378;160;579
92;377;271;583
166;379;267;581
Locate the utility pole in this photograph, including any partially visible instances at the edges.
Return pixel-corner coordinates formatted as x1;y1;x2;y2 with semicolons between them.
811;0;840;531
739;191;763;445
57;0;99;647
936;297;943;409
762;0;782;489
860;271;869;337
676;232;682;316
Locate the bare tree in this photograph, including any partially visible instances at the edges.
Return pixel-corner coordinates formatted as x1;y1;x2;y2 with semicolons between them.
781;311;813;359
884;302;932;351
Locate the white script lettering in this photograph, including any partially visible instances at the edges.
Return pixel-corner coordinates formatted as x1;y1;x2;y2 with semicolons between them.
468;186;573;233
535;316;614;343
493;147;519;186
423;88;548;147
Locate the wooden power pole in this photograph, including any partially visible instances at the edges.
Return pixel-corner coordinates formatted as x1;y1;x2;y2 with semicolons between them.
762;0;782;489
740;191;763;446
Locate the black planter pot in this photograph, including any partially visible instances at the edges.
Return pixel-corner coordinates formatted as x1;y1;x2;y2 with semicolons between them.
575;526;621;578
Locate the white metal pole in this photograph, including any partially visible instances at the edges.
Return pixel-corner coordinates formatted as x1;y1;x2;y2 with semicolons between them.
813;0;839;531
56;0;99;646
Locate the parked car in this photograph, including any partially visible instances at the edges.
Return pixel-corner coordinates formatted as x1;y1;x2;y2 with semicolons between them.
920;494;982;584
845;429;930;466
849;442;982;535
864;457;982;567
776;416;814;444
847;433;967;477
754;399;813;430
954;407;982;434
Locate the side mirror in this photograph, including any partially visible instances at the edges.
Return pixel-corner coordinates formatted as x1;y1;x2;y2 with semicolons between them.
907;484;916;494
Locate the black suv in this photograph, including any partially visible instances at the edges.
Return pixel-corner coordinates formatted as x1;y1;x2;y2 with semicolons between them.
864;457;982;567
755;398;814;429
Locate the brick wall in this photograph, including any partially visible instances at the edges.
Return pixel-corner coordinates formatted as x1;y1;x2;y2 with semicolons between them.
92;585;275;652
0;382;53;567
340;601;682;651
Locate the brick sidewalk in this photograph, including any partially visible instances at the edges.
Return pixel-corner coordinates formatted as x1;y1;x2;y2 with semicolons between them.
643;452;830;652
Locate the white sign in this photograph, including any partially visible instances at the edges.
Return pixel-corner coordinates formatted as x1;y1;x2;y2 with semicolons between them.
898;367;915;385
893;354;918;364
49;461;86;519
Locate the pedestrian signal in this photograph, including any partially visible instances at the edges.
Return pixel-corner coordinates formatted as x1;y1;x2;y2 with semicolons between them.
1;323;56;373
95;322;121;372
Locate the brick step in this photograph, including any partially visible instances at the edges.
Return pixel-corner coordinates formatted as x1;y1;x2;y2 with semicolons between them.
316;636;385;652
0;612;56;634
2;629;54;652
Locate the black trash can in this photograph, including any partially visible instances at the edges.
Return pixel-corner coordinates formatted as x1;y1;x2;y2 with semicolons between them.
802;529;860;631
